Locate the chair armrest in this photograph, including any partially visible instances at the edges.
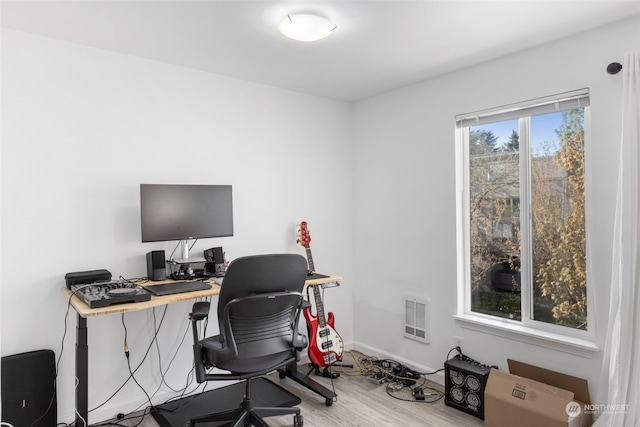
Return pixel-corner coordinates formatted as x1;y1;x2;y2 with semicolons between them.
293;334;308;351
190;301;211;383
190;302;210;321
292;298;308;350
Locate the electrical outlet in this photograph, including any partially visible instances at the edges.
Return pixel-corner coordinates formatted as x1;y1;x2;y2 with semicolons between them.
455;336;464;348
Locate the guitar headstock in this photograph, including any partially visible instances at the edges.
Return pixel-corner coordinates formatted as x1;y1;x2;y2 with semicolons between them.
297;221;311;248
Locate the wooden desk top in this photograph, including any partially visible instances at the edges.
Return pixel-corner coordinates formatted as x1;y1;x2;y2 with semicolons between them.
63;274;342;318
304;274;342;286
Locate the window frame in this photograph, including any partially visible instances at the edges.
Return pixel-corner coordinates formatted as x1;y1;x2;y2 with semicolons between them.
454;90;598;357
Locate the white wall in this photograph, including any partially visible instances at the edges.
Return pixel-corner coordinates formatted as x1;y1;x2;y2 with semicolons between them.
3;12;640;425
0;29;354;423
352;14;640;393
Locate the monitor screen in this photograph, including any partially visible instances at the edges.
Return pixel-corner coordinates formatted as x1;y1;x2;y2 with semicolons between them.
140;184;233;243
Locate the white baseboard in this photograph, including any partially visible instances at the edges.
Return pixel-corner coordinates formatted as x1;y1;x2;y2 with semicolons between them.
347;341;446;386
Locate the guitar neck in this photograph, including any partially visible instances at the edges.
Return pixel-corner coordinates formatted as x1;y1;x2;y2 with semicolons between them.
305;247;316;273
312;284;327;328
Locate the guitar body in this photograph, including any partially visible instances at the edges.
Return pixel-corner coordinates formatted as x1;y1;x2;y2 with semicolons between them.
304;308;344;367
297;221;344;367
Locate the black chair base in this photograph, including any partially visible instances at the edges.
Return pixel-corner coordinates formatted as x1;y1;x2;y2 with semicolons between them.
187;403;302;427
188;378;303;427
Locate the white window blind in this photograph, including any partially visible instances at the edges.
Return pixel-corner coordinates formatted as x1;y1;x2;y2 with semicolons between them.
456;88;590;128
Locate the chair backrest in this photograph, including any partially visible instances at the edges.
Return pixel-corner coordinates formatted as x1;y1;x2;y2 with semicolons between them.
218;254;308;320
216;254;308;369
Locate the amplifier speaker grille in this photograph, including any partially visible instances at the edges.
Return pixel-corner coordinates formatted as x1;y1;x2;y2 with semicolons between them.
444;354;492;419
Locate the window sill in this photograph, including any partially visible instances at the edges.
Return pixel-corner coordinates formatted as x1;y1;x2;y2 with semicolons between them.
453;313;599;358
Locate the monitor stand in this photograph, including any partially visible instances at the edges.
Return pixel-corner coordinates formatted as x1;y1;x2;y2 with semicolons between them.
174;239;206;264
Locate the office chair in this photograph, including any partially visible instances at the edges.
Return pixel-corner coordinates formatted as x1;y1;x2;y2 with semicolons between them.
188;254;309;427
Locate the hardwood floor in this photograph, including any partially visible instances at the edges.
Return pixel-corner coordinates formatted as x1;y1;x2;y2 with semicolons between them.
105;353;484;427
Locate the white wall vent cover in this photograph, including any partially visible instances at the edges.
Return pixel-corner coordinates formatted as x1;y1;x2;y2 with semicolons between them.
404;296;430;344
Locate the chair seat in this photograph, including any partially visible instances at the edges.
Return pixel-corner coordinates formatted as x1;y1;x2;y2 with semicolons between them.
201;335;297;375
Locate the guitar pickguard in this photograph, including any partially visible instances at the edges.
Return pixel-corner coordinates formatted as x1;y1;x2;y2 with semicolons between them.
304;309;344;367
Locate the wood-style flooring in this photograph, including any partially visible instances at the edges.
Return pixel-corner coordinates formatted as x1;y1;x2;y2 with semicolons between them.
101;352;485;427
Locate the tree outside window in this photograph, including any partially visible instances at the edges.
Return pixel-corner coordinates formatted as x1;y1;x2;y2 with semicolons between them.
464;105;587;330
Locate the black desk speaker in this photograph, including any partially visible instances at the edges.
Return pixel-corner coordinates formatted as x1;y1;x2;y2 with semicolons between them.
147;250;167;281
1;350;56;427
204;247;225;276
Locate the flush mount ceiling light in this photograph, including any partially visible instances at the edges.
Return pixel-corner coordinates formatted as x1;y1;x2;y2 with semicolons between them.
278;13;337;42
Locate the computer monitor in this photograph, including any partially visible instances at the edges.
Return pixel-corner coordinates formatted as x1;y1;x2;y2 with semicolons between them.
140;184;233;263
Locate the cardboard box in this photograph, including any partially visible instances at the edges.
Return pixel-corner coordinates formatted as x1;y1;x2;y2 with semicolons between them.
484;359;591;427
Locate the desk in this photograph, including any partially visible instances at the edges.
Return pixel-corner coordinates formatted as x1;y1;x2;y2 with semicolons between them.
63;278;221;426
64;274;342;426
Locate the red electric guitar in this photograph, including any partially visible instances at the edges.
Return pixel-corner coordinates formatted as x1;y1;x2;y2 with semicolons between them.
297;221;344;367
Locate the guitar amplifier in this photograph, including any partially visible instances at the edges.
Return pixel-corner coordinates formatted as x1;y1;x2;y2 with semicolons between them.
444;353;493;419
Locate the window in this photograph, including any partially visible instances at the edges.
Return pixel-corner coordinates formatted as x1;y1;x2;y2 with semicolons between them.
455;89;593;345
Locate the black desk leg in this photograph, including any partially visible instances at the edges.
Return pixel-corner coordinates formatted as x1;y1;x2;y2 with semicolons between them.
278;361;336;406
76;314;88;426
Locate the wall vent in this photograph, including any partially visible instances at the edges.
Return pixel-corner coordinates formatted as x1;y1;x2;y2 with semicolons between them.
404;296;430;344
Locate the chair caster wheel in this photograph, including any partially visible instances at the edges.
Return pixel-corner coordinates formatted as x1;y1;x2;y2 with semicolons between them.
294;413;304;426
279;371;286;379
325;398;333;406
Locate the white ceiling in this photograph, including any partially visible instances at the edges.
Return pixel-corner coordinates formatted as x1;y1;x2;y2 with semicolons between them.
2;1;639;102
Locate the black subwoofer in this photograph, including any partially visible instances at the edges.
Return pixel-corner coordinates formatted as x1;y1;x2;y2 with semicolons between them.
1;349;56;427
444;354;492;419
